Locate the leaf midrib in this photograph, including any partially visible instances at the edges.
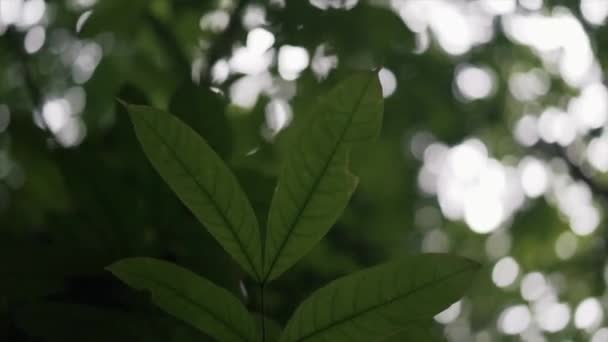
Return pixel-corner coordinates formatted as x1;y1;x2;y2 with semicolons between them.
263;76;375;282
115;269;250;342
135;112;260;279
292;265;475;342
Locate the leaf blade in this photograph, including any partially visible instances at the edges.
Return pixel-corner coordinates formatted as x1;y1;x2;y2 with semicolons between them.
108;258;257;342
124;104;263;279
263;71;383;281
280;254;480;342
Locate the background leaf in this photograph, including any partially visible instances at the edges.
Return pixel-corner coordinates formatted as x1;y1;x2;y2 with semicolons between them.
125;104;263;279
263;71;383;281
280;254;479;342
15;302;205;342
108;257;257;342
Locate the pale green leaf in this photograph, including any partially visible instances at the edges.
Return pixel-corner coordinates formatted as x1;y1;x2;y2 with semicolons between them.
108;257;257;342
263;71;383;281
124;103;263;279
280;254;480;342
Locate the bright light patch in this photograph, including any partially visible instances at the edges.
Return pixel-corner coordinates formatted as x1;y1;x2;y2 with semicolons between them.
554;181;600;236
242;4;266;29
449;141;487;182
435;301;462;324
520;272;547;301
499;305;531;335
42;98;71;133
492;256;519;288
265;98;292;134
581;0;608;26
309;0;358;10
481;0;516;15
24;25;44;53
72;42;102;84
76;10;92;33
56;118;86;147
211;59;230;84
378;68;397;98
519;0;543;11
20;0;45;27
199;10;230;32
538;107;576;146
570;205;600;236
519;157;548;198
592;328;608;342
229;73;272;109
509;69;550;102
555;231;577;260
536;302;571;333
246;28;275;54
419;138;524;234
569;82;608;131
575;298;603;331
429;3;473;55
502;11;595;88
311;44;338;80
514;115;539;147
278;45;309;81
0;0;22;25
229;46;273;76
456;65;494;100
587;136;608;172
465;192;503;233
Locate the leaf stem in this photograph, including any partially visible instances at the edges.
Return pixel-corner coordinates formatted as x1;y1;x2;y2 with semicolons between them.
260;282;266;342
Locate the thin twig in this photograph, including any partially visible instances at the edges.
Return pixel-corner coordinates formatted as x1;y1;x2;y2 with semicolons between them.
260;282;266;342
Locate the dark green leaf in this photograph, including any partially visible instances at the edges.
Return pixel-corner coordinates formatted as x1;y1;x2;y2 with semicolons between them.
379;322;446;342
124;103;263;279
16;302;200;342
263;71;383;281
280;254;479;342
108;258;257;342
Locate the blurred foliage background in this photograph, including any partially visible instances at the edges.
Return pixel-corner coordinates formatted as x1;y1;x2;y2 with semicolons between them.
2;0;608;341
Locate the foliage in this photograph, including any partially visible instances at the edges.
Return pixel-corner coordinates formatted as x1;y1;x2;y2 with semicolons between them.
2;0;608;341
108;72;479;341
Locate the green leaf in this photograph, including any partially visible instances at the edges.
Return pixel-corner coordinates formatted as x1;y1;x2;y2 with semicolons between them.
16;302;203;342
279;254;480;342
263;71;383;281
124;103;263;279
379;322;446;342
107;258;257;342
